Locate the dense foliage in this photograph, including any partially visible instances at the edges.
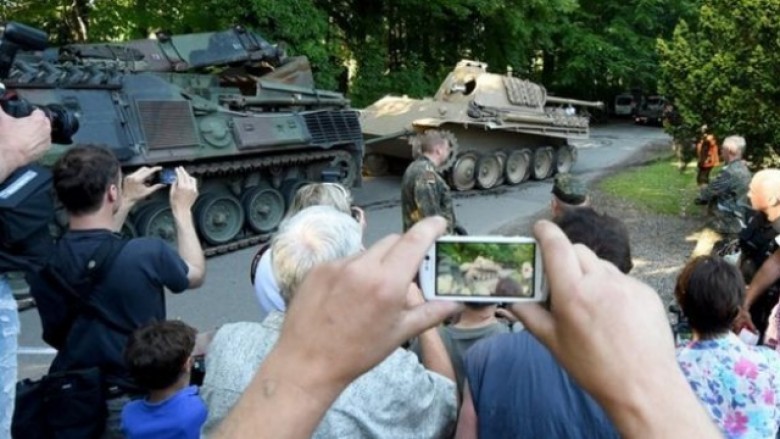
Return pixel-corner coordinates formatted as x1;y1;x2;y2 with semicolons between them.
659;0;780;166
2;0;699;108
438;242;534;267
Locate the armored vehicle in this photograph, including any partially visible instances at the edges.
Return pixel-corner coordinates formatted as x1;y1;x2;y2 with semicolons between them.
3;25;364;256
361;60;602;191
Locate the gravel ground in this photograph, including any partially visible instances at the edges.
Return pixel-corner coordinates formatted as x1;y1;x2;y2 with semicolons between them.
496;140;706;309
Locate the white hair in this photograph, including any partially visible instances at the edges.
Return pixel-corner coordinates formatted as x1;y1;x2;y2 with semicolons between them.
723;135;746;157
271;205;362;304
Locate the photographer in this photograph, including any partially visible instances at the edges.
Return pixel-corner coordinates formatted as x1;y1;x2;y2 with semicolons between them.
0;106;51;437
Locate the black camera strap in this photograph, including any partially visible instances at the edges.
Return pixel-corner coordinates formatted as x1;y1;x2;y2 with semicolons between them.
40;235;134;337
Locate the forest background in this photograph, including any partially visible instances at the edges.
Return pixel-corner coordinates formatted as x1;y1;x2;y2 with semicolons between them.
2;0;780;164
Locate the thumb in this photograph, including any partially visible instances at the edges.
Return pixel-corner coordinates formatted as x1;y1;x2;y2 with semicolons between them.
403;301;461;339
510;303;558;351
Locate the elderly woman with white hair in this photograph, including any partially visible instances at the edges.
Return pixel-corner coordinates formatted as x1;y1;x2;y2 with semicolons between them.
250;182;365;314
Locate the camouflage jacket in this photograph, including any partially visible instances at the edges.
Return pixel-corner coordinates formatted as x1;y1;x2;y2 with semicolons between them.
699;159;752;212
401;156;456;233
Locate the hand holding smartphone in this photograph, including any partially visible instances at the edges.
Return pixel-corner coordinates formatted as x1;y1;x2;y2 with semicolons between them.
419;235;546;303
156;168;177;185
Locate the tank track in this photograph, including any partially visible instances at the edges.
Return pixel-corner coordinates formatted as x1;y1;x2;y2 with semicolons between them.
159;148;354;257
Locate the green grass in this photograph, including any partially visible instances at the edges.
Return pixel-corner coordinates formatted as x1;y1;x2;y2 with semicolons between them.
597;157;704;216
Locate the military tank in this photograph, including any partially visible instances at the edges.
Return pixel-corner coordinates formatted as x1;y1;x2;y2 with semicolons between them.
2;24;364;256
361;59;603;191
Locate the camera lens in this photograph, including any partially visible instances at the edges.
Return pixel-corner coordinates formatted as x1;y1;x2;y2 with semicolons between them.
40;104;80;145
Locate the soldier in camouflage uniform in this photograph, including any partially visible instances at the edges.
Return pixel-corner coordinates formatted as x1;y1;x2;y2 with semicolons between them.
401;131;457;233
695;135;751;235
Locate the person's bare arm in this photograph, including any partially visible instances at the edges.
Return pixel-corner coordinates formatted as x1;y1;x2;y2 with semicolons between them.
169;167;205;288
0;108;51;182
747;250;780;308
408;284;456;382
454;380;478;439
113;166;164;231
511;221;721;439
734;250;780;332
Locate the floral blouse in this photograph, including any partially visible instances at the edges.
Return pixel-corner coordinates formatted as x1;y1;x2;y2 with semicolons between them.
677;333;780;438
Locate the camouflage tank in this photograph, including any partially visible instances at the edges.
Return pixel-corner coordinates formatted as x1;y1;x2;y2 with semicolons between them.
3;24;364;256
361;60;602;191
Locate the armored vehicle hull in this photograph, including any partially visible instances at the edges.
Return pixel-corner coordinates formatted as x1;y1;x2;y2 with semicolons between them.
5;27;363;256
361;60;602;191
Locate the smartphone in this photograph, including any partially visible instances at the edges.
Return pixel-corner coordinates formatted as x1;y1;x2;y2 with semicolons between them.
157;168;177;185
419;236;545;303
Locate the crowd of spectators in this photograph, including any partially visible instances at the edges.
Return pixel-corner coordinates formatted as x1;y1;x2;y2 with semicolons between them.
3;115;780;439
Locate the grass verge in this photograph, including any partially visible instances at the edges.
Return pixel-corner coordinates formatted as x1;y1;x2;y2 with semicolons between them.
597;156;703;216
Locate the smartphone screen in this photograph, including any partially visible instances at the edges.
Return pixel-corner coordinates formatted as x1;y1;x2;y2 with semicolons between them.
159;168;177;185
434;240;537;299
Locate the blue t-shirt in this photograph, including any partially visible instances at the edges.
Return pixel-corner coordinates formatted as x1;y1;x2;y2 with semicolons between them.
121;385;207;439
464;331;619;439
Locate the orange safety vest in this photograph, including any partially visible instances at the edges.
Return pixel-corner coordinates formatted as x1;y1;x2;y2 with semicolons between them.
696;134;720;168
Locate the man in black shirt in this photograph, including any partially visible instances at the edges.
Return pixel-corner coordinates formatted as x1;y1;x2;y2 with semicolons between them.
29;145;206;438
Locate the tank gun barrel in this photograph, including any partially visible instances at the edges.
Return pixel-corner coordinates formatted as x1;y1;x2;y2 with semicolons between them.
500;113;553;124
545;96;604;109
221;80;349;108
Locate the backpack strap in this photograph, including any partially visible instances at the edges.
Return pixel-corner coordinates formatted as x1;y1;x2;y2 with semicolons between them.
41;235;134;336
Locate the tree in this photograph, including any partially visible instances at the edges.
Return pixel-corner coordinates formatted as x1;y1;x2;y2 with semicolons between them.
658;0;780;166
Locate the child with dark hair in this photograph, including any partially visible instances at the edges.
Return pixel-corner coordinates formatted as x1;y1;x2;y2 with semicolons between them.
121;320;207;439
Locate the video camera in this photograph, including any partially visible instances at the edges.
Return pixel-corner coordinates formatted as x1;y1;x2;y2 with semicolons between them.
0;22;80;144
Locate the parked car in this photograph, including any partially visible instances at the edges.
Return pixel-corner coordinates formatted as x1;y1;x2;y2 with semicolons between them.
613;94;637;117
634;95;667;126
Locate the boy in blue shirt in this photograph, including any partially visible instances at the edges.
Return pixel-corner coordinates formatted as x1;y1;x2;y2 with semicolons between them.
121;320;207;439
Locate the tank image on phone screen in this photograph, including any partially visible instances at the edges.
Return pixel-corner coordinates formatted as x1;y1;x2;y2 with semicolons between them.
435;241;536;298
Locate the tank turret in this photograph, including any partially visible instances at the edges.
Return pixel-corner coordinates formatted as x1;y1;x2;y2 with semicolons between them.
3;24;364;256
361;59;603;191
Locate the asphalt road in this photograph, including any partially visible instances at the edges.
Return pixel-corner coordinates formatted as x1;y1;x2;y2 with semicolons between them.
17;121;670;379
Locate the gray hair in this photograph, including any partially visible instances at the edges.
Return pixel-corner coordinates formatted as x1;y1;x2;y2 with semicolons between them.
723;135;746;157
285;183;352;219
271;205;362;304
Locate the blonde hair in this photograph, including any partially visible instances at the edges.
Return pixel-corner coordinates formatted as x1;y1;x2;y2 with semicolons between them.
286;182;352;219
415;130;449;156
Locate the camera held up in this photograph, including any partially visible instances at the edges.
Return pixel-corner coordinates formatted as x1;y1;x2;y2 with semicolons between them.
0;21;80;144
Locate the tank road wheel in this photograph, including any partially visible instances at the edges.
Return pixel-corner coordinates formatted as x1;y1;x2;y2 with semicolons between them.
532;147;554;180
241;184;286;234
449;152;478;191
475;153;502;190
494;151;507;187
194;192;245;245
330;152;359;188
363;153;390;177
135;202;176;246
555;145;578;174
505;149;531;185
280;179;311;209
